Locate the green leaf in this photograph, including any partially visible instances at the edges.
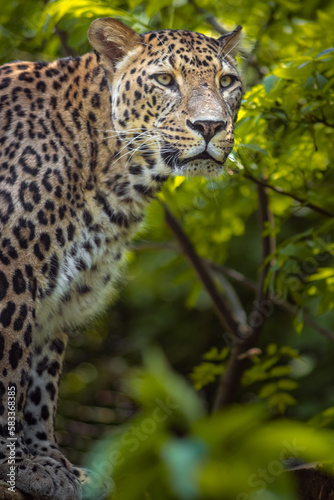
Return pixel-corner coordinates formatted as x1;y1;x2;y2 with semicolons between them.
273;63;313;80
190;362;225;390
303;75;316;90
269;366;292;378
263;74;279;94
268;392;297;413
258;383;277;398
316;72;328;90
316;47;334;58
279;346;300;358
262;355;280;371
277;379;298;390
203;347;229;361
266;343;278;356
293;309;304;334
307;268;334;281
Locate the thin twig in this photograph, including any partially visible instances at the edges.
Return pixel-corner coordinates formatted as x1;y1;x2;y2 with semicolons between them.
206;260;256;290
275;302;334;342
244;173;334;218
163;205;246;340
310;115;334;129
208;262;334;342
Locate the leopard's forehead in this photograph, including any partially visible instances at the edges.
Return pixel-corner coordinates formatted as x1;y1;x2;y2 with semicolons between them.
140;29;226;73
143;29;220;51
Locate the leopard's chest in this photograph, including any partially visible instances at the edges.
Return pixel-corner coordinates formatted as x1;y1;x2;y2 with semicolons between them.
35;225;132;341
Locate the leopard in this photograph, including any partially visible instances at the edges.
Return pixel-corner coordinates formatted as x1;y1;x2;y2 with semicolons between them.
0;17;243;499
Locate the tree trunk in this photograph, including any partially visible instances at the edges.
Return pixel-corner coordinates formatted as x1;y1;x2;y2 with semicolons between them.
293;466;334;500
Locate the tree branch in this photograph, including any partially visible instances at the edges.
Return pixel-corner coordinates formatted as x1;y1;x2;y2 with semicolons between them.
207;261;334;343
213;184;273;410
205;260;256;290
252;184;272;332
55;27;78;57
163;205;246;340
310;115;334;129
244;173;334;218
130;243;334;342
131;241;248;330
211;270;248;331
188;0;229;35
187;0;228;35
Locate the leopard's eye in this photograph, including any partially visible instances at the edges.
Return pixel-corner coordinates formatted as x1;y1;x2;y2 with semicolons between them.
154;74;174;86
220;75;235;89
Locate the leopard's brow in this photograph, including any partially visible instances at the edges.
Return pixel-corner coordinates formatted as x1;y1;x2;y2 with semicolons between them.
221;58;239;73
149;62;175;71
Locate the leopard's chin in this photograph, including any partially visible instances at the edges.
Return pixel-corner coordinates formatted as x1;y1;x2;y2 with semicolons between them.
173;158;227;178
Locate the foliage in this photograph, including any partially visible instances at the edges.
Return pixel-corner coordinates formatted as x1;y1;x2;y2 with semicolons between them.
86;351;334;500
1;0;334;498
191;343;300;413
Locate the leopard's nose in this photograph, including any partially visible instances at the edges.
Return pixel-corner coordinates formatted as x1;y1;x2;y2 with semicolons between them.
187;119;226;143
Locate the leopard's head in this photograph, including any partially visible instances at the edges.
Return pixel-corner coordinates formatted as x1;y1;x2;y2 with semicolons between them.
89;18;243;178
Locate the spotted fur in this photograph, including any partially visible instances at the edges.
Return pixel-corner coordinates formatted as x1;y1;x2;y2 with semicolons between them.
0;18;243;499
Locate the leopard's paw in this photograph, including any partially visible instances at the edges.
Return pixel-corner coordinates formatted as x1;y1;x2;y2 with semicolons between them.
0;456;82;500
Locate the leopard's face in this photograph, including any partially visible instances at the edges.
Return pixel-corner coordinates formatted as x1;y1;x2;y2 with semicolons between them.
89;21;243;178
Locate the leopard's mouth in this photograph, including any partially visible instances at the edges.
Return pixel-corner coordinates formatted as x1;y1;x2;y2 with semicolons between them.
161;145;223;170
178;151;222;166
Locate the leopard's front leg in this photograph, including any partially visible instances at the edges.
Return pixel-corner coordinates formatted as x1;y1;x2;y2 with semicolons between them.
23;330;111;500
0;296;82;500
23;330;70;465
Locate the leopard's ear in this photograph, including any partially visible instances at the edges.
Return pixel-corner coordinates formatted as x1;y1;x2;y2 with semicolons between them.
218;25;242;58
88;18;142;73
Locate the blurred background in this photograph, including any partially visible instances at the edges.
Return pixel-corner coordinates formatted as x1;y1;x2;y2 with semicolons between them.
1;0;334;498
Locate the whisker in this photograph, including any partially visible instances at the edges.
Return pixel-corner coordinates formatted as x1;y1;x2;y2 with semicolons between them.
220;39;241;60
112;136;160;166
155;33;172;55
